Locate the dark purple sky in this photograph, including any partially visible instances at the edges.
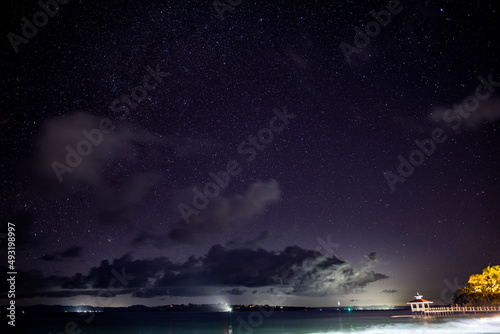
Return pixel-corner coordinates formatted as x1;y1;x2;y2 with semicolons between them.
1;0;499;308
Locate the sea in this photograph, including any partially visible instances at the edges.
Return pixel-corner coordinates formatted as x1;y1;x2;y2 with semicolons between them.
16;310;500;334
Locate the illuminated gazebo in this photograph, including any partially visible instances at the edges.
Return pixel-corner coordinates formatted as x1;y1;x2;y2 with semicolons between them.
407;293;433;314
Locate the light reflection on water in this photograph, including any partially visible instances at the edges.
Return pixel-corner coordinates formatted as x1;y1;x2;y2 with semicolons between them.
19;310;500;334
311;315;500;334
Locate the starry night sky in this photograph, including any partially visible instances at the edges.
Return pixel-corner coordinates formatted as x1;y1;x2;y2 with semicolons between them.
1;0;499;308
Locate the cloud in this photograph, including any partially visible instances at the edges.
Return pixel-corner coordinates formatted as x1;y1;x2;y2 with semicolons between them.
132;180;281;246
366;252;377;262
9;245;387;300
61;246;82;258
169;179;281;243
221;288;246;295
381;289;398;294
33;112;217;225
35;112;217;185
0;267;49;297
36;112;153;185
133;287;216;298
429;96;500;131
33;112;163;224
41;246;83;261
226;230;277;249
288;259;387;297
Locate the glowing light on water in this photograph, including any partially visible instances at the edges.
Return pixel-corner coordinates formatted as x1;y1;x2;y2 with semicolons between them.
309;316;500;334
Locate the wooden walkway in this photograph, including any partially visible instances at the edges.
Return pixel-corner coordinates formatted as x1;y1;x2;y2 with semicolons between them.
413;306;500;317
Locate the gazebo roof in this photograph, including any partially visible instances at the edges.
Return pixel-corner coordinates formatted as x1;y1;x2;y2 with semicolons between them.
407;298;433;304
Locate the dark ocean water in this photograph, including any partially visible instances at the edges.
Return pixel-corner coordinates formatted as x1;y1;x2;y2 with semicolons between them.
16;310;500;334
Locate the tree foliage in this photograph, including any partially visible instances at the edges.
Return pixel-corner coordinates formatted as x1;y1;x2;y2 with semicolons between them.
453;265;500;306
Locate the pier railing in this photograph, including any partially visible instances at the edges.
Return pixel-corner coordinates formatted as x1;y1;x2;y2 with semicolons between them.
413;306;500;317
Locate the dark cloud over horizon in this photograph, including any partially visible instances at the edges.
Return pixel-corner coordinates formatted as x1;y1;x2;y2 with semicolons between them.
3;245;387;300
